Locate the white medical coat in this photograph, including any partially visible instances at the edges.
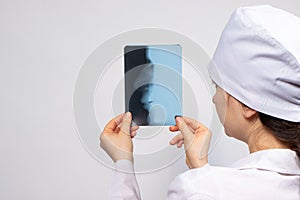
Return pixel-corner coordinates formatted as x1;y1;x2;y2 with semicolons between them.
108;149;300;199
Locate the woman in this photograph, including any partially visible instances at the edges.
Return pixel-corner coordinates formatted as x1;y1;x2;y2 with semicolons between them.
100;5;300;199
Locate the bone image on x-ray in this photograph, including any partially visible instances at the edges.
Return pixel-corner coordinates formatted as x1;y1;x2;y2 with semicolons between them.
125;45;182;126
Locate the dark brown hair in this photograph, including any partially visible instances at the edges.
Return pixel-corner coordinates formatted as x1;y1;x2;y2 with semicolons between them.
259;112;300;159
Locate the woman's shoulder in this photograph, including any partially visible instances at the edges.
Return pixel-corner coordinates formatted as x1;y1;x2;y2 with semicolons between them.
170;149;300;187
170;163;239;185
172;163;236;181
167;149;300;199
167;164;238;199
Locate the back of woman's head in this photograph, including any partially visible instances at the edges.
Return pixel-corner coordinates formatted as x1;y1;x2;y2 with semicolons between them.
259;113;300;158
208;5;300;158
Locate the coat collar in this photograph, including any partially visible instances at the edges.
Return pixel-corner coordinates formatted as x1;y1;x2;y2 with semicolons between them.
230;149;300;175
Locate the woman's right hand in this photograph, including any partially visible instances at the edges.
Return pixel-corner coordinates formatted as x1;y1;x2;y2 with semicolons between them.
100;112;139;163
169;116;212;169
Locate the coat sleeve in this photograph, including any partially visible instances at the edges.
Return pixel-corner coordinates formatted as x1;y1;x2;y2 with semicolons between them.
107;160;141;200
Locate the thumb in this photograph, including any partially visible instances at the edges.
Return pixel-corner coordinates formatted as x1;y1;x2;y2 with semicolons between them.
120;112;132;136
175;117;194;147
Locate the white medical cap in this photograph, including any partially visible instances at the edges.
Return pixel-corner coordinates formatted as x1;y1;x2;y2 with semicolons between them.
208;5;300;122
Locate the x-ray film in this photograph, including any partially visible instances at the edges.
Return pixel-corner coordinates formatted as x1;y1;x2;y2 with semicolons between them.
124;44;182;126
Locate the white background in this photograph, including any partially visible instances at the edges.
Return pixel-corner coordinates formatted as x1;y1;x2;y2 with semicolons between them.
1;0;299;199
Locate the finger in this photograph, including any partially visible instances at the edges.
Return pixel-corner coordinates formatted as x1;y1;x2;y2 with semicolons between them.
116;121;139;134
170;116;205;132
104;113;125;132
130;131;137;138
169;125;179;132
182;116;209;132
181;116;202;131
120;112;132;136
169;133;184;145
177;140;184;148
175;117;194;145
130;126;139;132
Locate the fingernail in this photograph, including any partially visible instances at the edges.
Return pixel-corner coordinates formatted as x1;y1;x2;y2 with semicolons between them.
125;112;131;118
174;115;182;119
176;117;182;123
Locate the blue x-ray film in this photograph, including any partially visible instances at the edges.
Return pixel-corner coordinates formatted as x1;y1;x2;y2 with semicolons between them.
125;44;182;126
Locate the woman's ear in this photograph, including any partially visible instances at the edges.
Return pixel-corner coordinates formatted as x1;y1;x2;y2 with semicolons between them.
241;103;257;119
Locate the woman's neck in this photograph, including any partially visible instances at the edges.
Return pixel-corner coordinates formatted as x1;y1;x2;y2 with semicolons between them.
246;124;290;153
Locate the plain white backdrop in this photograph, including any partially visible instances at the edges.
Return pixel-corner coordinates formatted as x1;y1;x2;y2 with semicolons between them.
1;0;299;199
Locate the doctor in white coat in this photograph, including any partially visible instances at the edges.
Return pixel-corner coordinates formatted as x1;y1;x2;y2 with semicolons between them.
100;5;300;200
